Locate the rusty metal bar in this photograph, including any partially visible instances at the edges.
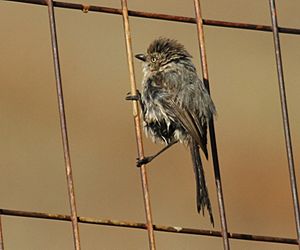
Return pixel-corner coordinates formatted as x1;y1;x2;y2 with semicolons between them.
193;0;230;249
0;208;298;245
120;0;156;249
3;0;300;35
269;0;300;248
47;0;81;249
0;216;4;250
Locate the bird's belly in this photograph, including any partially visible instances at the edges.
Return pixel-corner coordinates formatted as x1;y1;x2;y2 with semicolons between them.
142;102;188;144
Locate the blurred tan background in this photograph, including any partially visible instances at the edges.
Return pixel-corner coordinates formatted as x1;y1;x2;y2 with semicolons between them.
0;0;300;249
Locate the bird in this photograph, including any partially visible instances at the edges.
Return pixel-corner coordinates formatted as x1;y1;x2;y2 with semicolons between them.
131;37;216;225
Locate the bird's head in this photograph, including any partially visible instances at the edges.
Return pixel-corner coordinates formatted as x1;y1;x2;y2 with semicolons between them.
135;37;192;72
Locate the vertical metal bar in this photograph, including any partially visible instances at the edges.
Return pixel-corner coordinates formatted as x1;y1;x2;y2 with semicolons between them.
120;0;156;249
269;0;300;248
0;216;4;250
46;1;81;249
193;0;230;249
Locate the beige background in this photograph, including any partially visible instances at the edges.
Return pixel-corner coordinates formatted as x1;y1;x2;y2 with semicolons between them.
1;0;300;249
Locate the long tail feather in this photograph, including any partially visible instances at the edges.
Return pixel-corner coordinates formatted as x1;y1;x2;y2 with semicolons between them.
189;139;214;226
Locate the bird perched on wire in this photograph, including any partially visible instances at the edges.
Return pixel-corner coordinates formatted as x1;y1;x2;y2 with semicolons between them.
128;37;216;225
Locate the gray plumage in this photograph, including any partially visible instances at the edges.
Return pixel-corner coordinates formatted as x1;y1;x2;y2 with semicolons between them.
135;37;216;225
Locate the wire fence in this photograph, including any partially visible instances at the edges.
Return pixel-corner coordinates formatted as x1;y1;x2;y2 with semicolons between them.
1;0;299;250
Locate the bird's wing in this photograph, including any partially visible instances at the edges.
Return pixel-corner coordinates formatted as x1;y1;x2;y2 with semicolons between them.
190;111;208;157
165;99;208;158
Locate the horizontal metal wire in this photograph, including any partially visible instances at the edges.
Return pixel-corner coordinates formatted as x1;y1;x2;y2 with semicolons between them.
0;208;297;245
3;0;300;35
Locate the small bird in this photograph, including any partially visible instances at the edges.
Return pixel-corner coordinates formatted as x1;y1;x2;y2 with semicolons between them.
132;37;216;225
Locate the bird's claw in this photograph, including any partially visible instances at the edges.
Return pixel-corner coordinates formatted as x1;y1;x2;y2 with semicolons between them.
136;156;153;167
125;90;141;101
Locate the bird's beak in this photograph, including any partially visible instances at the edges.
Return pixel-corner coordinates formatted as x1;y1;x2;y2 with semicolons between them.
135;54;146;62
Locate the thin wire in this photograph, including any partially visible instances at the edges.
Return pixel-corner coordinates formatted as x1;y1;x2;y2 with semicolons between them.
193;0;230;249
0;216;4;250
47;0;81;249
0;208;298;245
3;0;300;35
120;0;156;249
269;0;300;248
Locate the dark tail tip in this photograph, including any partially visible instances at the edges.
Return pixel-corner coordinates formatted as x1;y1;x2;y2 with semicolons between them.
197;202;214;226
209;212;215;227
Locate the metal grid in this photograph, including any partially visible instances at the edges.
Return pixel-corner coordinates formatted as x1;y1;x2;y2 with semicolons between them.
0;0;299;249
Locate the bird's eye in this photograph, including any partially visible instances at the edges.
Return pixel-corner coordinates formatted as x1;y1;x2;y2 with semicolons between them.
151;57;157;63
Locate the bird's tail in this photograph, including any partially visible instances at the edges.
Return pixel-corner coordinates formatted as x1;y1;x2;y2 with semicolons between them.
189;139;214;226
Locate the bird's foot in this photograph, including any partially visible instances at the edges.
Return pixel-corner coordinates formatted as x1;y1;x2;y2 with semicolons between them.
136;156;154;167
125;90;141;101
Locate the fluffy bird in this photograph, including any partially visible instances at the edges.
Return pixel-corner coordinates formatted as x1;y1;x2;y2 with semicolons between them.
133;37;216;225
